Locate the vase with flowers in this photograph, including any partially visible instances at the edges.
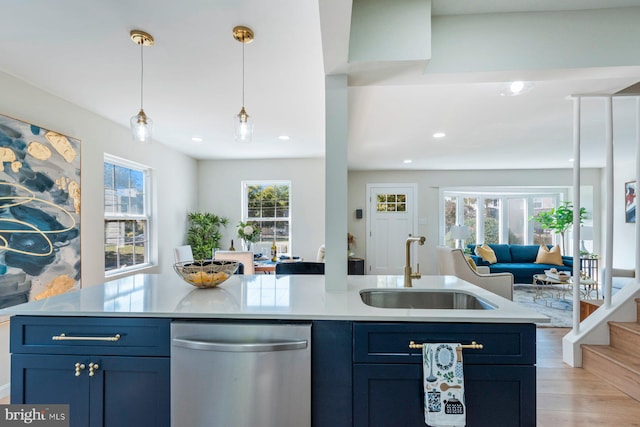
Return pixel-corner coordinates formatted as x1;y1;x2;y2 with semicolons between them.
237;221;261;252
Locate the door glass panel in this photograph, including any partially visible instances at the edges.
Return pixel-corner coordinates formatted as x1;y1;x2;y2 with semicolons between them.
463;197;477;247
484;198;500;244
532;197;554;245
508;198;525;244
444;196;456;247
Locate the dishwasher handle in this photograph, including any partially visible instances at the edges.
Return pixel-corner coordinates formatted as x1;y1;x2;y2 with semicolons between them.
172;337;308;352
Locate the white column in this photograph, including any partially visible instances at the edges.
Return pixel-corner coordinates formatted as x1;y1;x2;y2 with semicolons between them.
604;96;614;308
325;75;349;291
572;97;581;332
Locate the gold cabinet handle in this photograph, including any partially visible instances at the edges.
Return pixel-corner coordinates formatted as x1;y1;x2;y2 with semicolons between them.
408;341;484;350
52;333;121;342
74;362;85;377
88;362;100;377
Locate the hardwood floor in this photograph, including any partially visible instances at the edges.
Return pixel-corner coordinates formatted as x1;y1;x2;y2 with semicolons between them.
537;327;640;426
2;328;640;424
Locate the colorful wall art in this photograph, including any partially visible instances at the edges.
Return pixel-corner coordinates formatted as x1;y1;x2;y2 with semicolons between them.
626;181;636;224
0;114;80;308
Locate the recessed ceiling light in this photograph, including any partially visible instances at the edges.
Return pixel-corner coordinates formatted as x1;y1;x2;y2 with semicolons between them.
403;159;412;164
278;135;290;141
568;158;575;162
433;132;446;139
501;81;534;96
191;137;203;142
510;81;525;93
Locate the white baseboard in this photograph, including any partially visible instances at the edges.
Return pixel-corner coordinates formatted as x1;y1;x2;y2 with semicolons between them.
0;383;9;400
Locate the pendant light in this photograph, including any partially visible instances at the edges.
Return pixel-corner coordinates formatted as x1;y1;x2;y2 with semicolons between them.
130;30;154;143
233;26;254;142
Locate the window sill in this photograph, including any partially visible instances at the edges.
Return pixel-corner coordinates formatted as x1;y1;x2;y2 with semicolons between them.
104;263;159;281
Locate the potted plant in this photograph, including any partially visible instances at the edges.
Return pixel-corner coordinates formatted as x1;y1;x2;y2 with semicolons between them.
530;201;587;254
186;212;229;260
237;221;261;251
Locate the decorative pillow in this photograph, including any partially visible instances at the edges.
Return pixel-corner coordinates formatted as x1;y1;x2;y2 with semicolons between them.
465;255;478;272
475;243;497;264
534;245;563;266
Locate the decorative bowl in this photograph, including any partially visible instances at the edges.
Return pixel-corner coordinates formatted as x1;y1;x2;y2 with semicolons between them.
173;260;239;288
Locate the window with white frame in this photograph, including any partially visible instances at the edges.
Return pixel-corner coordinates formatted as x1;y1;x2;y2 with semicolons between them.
443;190;562;248
104;156;151;274
242;181;291;254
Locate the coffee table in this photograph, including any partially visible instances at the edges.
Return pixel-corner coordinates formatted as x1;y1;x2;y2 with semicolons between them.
532;274;569;305
533;273;598;304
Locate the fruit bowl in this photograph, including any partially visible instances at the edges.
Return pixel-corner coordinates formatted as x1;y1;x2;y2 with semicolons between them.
173;260;239;288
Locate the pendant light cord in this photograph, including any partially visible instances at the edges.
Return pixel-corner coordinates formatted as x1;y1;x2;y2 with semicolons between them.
140;42;144;110
241;40;245;108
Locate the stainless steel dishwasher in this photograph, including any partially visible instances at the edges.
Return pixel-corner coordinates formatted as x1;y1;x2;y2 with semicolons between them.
171;321;311;427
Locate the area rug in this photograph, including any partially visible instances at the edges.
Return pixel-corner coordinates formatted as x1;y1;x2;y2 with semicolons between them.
513;284;572;327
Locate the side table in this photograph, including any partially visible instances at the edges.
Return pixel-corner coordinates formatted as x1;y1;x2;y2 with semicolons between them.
580;256;599;281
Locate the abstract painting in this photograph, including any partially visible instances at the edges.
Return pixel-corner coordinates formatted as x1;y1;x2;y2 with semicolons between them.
626;181;636;224
0;114;80;308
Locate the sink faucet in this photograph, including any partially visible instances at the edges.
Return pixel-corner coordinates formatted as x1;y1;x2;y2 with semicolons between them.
404;235;426;287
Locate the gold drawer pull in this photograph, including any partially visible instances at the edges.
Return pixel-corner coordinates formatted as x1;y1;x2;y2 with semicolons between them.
408;341;483;350
52;333;121;342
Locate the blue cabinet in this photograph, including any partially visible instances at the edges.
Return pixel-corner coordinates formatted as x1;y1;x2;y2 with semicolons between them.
351;322;536;427
10;316;170;427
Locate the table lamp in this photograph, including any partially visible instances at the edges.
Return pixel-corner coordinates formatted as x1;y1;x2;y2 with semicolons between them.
450;225;470;249
579;226;594;254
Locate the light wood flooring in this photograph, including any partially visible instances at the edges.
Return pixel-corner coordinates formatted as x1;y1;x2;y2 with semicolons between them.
537;327;640;426
2;327;640;425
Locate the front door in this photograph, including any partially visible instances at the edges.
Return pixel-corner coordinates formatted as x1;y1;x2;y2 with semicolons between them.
366;184;417;275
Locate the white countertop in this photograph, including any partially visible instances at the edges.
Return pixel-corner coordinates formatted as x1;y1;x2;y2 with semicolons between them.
0;273;549;323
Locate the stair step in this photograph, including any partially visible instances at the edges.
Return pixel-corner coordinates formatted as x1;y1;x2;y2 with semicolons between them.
610;322;640;354
582;344;640;401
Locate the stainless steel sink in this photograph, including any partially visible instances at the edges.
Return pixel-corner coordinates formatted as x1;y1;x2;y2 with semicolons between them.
360;289;496;310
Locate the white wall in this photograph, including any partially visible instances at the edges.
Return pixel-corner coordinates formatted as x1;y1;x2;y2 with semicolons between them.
0;71;199;284
348;168;602;275
0;71;199;397
198;158;325;262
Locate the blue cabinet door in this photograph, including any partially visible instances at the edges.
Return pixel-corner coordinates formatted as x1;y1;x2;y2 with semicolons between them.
97;356;170;427
353;364;535;427
11;354;91;427
11;354;169;427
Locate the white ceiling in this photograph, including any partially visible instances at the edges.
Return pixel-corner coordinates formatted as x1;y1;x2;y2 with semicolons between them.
1;0;640;170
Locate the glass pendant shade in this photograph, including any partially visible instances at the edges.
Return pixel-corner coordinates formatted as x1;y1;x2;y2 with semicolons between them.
234;107;253;142
131;108;153;142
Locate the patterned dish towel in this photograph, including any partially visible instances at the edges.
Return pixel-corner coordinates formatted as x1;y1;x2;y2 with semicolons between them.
423;343;466;427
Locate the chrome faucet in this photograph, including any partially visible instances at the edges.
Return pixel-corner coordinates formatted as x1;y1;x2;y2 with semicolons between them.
404;235;426;287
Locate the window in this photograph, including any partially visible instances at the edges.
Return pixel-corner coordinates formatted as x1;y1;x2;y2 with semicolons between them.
243;181;291;253
376;193;407;212
442;189;563;248
104;156;151;274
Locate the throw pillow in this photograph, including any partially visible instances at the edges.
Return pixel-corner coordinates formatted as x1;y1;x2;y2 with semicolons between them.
534;245;563;266
475;243;497;264
465;255;478;272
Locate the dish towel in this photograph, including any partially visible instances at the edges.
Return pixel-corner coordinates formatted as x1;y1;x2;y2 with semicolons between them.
423;343;466;427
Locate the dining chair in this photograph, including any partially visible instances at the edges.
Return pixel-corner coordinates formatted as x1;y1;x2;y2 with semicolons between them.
214;250;255;274
174;245;194;263
275;261;325;275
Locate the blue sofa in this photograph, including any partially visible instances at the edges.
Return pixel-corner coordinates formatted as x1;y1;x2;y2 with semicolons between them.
468;244;573;284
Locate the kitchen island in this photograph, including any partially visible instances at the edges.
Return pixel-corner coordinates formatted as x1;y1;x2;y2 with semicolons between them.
2;273;546;427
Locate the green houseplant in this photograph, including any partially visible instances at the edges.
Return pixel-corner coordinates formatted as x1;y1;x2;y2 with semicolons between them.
530;201;587;254
186;212;229;260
